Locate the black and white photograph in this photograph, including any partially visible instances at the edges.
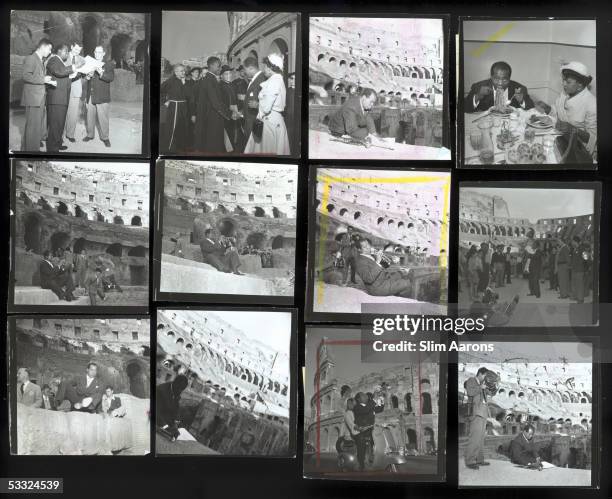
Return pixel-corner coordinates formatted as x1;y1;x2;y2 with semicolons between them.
9;10;150;156
304;326;445;481
460;19;597;168
155;160;297;305
9;160;150;312
458;340;595;487
155;309;294;456
458;183;599;327
306;167;450;321
160;11;300;157
308;16;449;160
9;316;151;455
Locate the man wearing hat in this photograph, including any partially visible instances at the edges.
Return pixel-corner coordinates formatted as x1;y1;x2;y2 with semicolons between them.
537;61;597;162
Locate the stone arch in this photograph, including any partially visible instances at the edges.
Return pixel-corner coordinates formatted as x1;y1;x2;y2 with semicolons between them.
131;215;142;226
423;426;435;453
339;208;348;217
110;33;132;68
75;205;88;219
272;207;284;218
23;212;43;253
106;243;122;257
217;217;237;237
57;201;69;215
271;235;284;249
253;206;266;217
421;392;433;414
73;237;87;255
353;211;361;220
50;231;70;253
80;14;103;57
248;49;258;62
326;203;335;213
391;395;399;408
406;428;417;449
95;211;105;222
113;215;124;225
246;232;267;249
126;360;149;398
217;204;228;214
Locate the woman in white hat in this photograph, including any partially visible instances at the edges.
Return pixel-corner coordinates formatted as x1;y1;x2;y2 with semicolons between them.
537;61;597;162
244;53;291;155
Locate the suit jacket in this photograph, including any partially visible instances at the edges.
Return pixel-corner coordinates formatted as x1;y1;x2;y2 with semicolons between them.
555;244;570;267
352;254;383;286
82;60;115;104
73;375;103;412
243;71;267;138
17;381;43;408
464;79;534;112
42;393;56;410
353;399;384;428
39;260;58;288
231;77;248;111
193;73;229;151
200;238;225;256
20;53;47;107
509;433;539;465
464;376;489;419
45;54;72;106
328;96;376;140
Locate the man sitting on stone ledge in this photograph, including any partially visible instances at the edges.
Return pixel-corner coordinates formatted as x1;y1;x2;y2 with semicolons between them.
39;250;76;302
199;228;244;275
65;362;104;413
351;238;416;298
328;87;379;143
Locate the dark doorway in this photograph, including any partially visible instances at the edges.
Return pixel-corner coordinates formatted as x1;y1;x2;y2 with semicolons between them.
129;265;147;285
110;33;132;69
421;392;432;414
113;216;124;225
126;361;148;398
272;207;285;218
57;201;69;215
217;218;236;237
253;206;265;217
50;232;70;253
406;428;417;450
24;213;42;253
271;235;284;249
128;245;146;257
75;205;88;219
106;243;122;257
246;232;267;249
73;237;87;255
81;15;101;57
131;216;142;226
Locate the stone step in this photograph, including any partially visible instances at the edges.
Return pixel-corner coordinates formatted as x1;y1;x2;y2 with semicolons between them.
160;254;274;295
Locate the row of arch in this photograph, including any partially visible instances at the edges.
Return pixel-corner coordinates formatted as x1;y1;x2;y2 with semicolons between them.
158;323;289;398
496;386;592;405
20;192;144;226
170;197;294;219
316;53;438;80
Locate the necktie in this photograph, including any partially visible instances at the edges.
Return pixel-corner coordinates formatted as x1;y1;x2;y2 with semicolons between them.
20;384;25;394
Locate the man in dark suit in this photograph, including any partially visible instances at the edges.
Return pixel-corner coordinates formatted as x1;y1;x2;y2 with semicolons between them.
67;362;103;413
464;61;534;112
242;57;267;150
509;424;540;466
464;367;490;470
20;38;53;151
45;43;75;152
41;384;56;410
86;267;106;306
199;229;242;274
82;45;115;147
339;228;358;286
39;250;64;300
17;367;43;408
328;87;378;141
352;392;384;471
555;238;571;298
192;56;231;153
527;241;542;298
351;239;415;298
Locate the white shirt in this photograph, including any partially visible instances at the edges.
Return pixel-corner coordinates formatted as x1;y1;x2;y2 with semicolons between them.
86;375;94;388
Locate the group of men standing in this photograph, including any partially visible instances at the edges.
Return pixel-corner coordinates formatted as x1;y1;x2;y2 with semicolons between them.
20;38;115;152
160;56;267;154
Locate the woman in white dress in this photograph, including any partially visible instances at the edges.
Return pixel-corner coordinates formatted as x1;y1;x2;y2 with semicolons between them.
244;53;291;155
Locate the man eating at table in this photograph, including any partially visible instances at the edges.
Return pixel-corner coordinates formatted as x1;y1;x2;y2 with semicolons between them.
465;61;535;112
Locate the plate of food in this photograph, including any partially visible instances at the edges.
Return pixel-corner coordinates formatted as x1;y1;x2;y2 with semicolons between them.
506;141;547;165
490;105;515;117
527;114;554;129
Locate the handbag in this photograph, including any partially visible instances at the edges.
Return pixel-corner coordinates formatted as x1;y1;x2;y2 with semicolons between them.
252;118;264;143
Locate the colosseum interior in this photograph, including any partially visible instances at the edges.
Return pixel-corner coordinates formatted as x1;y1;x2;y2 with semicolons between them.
9;11;148;153
458;343;592;486
313;169;450;313
156;310;290;456
458;188;595;322
13;317;150;455
159;160;297;297
309;17;447;158
12;160;150;306
304;334;440;476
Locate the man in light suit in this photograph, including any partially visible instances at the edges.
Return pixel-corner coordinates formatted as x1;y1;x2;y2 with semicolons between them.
20;38;53;151
82;45;115;147
464;367;491;470
67;362;103;413
17;367;43;408
242;57;267;150
64;41;85;143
